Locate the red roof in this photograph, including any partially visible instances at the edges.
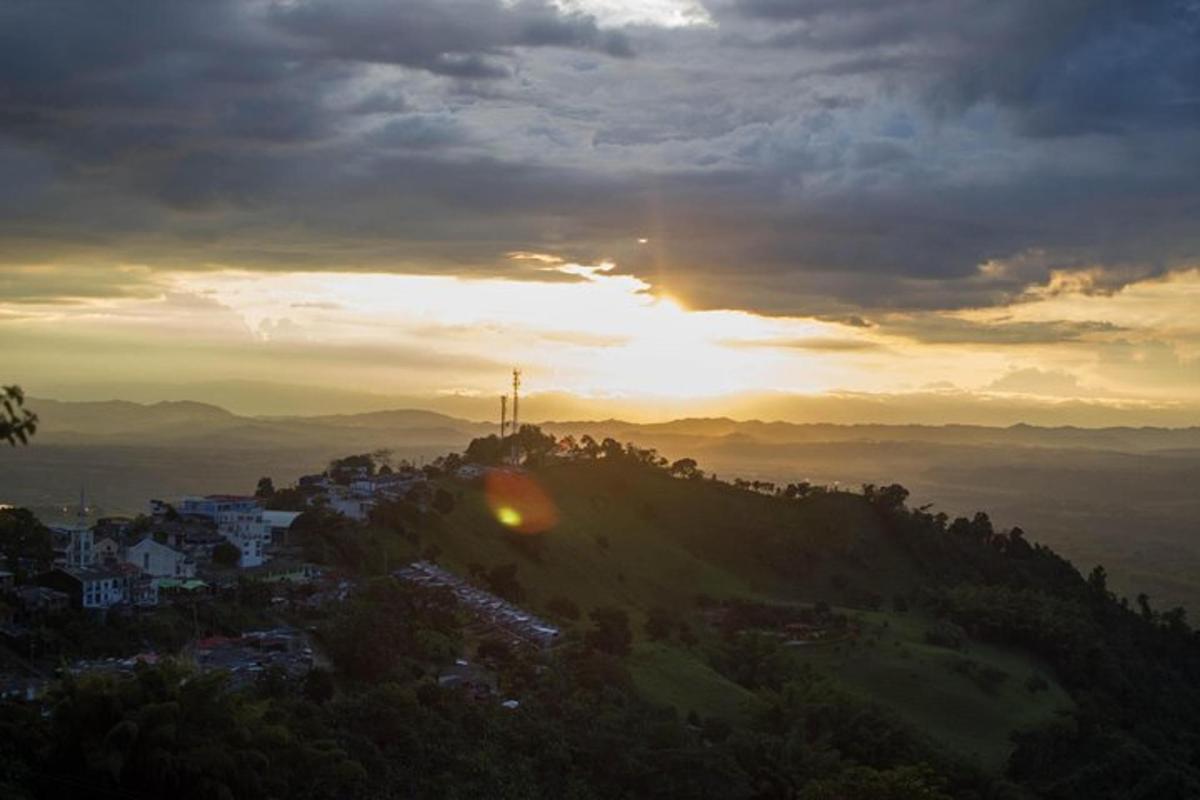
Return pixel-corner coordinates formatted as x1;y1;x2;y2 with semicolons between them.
196;636;235;649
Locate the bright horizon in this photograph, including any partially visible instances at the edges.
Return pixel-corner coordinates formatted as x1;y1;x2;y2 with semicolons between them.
9;261;1200;426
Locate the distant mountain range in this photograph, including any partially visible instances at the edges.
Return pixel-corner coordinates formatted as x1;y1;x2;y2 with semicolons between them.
28;396;1200;452
27;378;1200;427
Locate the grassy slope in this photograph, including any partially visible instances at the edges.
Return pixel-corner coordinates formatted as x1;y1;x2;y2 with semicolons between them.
413;461;1072;768
627;641;761;722
791;610;1072;771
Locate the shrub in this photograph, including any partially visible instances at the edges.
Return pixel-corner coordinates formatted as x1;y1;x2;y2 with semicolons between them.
925;621;967;650
212;542;241;567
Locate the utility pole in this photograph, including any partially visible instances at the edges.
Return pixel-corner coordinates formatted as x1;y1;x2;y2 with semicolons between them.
500;395;508;439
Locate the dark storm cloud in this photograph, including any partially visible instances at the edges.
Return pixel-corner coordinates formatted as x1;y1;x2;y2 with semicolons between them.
0;0;1198;315
727;0;1200;137
269;0;633;78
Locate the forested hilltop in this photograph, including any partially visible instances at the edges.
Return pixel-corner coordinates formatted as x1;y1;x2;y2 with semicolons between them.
2;428;1198;799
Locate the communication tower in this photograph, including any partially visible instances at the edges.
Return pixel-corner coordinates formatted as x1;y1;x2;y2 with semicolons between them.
511;369;522;465
512;369;521;433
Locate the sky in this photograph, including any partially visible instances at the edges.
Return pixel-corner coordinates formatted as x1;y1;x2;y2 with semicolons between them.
2;0;1198;423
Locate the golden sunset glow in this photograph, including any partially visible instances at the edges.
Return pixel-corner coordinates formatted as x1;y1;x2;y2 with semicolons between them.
3;261;1199;422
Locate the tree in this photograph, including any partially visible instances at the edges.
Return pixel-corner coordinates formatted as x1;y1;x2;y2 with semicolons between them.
514;424;558;465
0;508;54;573
303;667;336;704
578;434;601;459
557;434;579;456
586;606;632;656
783;481;812;499
485;563;525;603
464;434;505;465
669;458;702;480
800;765;953;800
863;483;909;514
328;454;375;484
266;486;310;512
600;437;625;460
254;476;275;499
1;386;37;446
432;488;455;515
212;542;241;567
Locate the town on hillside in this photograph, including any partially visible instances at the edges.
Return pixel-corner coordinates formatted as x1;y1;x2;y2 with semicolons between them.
0;451;559;701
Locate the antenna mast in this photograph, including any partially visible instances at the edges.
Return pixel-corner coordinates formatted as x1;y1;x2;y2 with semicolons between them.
512;369;521;433
511;368;521;465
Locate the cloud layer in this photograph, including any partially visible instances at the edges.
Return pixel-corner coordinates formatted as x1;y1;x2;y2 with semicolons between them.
1;0;1198;316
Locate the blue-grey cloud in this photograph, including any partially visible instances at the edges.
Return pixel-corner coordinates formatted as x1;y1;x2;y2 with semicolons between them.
0;0;1197;315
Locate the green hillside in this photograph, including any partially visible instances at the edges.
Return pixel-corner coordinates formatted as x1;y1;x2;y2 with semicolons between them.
387;460;1072;770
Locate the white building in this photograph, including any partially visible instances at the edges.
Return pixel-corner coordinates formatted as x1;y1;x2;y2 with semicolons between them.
219;514;270;567
94;537;122;565
51;525;95;570
172;495;272;568
51;568;128;610
127;538;195;580
329;494;374;522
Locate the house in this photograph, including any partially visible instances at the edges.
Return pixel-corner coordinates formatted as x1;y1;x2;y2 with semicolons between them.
329;494;374;522
115;563;159;607
222;524;269;568
126;538;195;580
39;567;129;610
261;510;302;546
14;586;69;615
162;524;225;563
298;474;332;490
455;464;489;482
94;537;122;565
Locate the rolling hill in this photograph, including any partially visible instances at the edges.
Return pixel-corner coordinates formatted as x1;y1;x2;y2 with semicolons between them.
380;460;1075;770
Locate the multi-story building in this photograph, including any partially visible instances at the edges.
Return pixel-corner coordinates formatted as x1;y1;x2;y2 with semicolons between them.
50;525;95;570
126;538;195;580
172;495;271;568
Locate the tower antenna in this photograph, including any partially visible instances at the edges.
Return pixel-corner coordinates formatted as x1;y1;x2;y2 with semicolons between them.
512;369;521;433
511;368;521;465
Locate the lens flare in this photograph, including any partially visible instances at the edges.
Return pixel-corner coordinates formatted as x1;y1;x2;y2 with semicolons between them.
485;470;559;534
496;506;523;528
